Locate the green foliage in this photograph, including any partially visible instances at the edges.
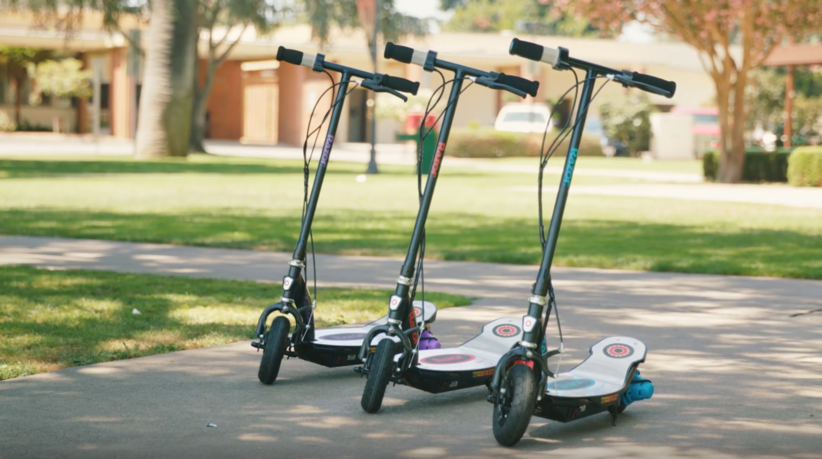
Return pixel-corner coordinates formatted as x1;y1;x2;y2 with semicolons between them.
442;0;606;37
447;126;602;158
747;66;822;143
598;92;654;156
31;58;92;99
787;146;822;187
703;149;793;182
301;0;428;49
0;111;15;132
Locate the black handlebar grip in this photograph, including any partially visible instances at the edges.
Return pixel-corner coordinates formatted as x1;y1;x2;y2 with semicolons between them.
384;42;414;64
498;73;540;98
508;38;543;62
632;72;677;98
276;46;303;66
382;75;420;96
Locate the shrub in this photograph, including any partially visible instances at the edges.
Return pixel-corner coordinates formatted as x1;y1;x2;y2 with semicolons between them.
703;148;792;182
787;146;822;187
598;92;654;156
447;127;602;158
0;111;15;132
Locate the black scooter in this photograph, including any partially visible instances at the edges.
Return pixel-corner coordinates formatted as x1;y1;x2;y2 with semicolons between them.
487;38;676;446
252;47;435;385
355;42;541;413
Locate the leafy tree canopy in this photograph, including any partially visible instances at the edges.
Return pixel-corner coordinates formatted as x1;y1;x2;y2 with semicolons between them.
442;0;609;38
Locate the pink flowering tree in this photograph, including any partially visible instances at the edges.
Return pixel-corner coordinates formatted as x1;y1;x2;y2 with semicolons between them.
553;0;821;182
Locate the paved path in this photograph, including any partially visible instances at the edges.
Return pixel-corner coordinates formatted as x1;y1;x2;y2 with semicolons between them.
1;236;821;458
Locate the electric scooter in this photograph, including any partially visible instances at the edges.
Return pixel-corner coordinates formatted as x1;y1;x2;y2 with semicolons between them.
487;38;676;446
252;47;436;385
355;42;541;413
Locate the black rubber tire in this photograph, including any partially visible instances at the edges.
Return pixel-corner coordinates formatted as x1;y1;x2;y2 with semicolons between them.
258;316;289;385
361;339;396;414
492;364;539;447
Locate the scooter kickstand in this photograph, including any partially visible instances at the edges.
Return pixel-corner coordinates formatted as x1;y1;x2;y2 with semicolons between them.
608;405;618;426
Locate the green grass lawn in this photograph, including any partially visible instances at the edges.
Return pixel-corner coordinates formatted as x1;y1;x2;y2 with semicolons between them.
0;155;821;279
0;265;470;381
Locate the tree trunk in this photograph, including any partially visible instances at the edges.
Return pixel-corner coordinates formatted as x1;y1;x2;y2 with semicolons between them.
715;74;745;183
13;75;23;127
189;59;216;153
135;0;198;159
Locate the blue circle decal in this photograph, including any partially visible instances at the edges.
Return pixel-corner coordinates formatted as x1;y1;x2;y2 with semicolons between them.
547;378;596;391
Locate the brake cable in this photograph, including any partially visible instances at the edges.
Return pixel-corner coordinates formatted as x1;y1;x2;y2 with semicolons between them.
410;72;475;350
537;77;612;376
299;74;361;340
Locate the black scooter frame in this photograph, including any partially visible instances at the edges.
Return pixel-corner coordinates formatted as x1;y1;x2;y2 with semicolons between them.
253;47;419;369
488;38;676;421
357;43;540;392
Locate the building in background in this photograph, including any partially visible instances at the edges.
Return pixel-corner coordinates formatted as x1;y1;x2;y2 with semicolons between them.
0;12;722;146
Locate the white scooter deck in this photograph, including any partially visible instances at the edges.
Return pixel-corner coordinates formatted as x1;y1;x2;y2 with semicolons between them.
545;336;646;399
312;301;438;348
400;317;523;373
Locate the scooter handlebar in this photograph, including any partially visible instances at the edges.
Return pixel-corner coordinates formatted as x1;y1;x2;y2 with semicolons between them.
381;74;420;96
497;73;539;98
276;46;317;69
384;42;428;67
630;71;677;98
509;38;561;68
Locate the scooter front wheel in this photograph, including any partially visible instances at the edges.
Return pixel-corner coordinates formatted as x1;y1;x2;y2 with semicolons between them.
258;316;289;385
492;363;539;446
361;339;395;413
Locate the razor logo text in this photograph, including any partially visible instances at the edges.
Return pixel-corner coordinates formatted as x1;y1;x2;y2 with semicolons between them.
320;134;334;165
430;142;446;177
563;147;578;186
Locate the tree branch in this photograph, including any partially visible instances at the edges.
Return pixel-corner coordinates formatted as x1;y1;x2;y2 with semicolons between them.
215;22;249;66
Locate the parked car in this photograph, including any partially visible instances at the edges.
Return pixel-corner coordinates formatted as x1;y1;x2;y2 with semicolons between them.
670;106;720;155
494;103;552;133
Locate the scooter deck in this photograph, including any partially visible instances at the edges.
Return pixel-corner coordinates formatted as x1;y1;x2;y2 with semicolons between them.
296;301;437;367
399;318;523;393
535;336;646;422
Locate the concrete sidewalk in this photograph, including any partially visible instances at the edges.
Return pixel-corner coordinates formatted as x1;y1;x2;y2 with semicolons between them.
1;236;821;458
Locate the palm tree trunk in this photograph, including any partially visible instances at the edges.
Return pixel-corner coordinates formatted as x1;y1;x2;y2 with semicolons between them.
135;0;197;159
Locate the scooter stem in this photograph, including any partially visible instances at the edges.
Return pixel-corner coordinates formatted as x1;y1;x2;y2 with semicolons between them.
291;72;351;265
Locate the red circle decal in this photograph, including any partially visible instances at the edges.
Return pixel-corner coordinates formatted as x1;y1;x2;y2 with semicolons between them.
603;344;635;359
493;324;521;338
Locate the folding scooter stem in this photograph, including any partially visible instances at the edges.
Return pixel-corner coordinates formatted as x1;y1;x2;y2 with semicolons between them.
285;72;351;285
388;72;464;336
524;67;596;346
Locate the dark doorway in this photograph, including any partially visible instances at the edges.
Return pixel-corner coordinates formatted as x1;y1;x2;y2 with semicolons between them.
348;88;367;142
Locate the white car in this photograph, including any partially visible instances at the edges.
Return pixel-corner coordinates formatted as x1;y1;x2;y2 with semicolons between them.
494;103;552;133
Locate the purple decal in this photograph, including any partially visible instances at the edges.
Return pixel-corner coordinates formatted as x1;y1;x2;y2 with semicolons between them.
320;134;335;165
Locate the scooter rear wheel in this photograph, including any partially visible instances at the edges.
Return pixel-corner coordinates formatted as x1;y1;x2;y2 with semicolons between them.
258;316;289;385
492;363;539;446
361;339;395;413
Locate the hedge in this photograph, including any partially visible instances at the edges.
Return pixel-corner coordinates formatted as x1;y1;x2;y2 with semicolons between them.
703;148;793;182
787;146;822;187
447;127;603;158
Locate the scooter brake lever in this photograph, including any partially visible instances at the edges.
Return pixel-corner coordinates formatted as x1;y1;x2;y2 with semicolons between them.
474;76;527;99
360;79;409;102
